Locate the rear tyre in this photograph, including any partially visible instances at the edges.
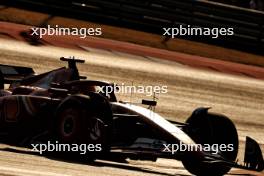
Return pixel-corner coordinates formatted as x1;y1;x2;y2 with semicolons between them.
54;93;112;160
182;108;238;176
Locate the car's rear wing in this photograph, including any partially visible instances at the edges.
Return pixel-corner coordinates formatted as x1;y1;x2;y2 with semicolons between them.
0;64;35;86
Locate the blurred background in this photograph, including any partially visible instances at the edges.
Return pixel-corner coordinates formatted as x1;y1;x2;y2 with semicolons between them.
1;0;264;67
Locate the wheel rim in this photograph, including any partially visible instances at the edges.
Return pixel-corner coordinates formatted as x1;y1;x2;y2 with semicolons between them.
62;115;75;136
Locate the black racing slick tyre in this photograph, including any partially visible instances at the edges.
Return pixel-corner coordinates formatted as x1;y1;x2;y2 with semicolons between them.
54;93;112;159
182;108;238;176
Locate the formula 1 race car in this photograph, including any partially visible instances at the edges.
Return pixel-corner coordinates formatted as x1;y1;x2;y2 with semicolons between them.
0;57;263;176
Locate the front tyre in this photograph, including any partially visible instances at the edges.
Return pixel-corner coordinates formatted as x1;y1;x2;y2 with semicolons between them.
182;108;238;176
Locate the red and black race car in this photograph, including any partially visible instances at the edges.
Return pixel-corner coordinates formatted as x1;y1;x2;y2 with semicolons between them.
0;57;263;176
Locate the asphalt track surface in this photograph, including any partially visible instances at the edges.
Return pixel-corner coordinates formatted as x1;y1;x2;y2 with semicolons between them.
0;22;264;176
